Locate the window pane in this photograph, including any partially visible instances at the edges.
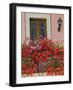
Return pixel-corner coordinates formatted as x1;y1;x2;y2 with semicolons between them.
39;20;47;38
30;19;37;40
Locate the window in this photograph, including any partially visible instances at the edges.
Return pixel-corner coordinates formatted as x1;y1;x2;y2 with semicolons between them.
30;18;47;40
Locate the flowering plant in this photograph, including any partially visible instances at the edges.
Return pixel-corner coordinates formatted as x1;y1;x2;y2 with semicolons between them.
21;37;64;76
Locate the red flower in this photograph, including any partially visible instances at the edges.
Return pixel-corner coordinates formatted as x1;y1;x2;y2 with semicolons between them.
21;37;64;76
29;68;34;76
46;66;54;75
54;47;59;54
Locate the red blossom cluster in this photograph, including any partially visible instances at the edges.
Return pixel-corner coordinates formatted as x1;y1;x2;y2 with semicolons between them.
21;38;64;76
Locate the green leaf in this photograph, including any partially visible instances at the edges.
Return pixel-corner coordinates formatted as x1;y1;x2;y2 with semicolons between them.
50;60;60;68
47;57;53;61
27;57;31;61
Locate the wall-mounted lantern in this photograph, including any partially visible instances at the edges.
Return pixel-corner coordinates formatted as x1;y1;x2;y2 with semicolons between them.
57;17;62;32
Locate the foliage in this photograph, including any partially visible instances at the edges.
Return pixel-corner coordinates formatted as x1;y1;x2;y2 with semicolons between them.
21;37;64;76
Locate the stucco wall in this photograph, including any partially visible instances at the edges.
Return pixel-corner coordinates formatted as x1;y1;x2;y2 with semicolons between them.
21;13;26;45
21;13;64;45
51;14;64;42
